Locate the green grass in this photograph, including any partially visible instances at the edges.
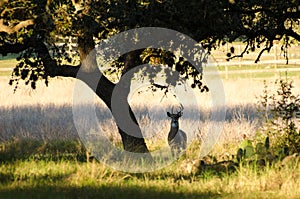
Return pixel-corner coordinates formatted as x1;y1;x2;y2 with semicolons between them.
0;139;299;199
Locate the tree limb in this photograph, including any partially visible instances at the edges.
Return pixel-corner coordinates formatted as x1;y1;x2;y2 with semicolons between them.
49;64;80;78
0;40;30;54
285;28;300;42
71;0;84;13
0;39;80;78
227;41;249;61
0;18;34;34
255;44;272;63
31;39;81;78
0;6;33;17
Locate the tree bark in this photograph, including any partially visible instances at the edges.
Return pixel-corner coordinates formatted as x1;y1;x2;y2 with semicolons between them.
0;18;34;34
77;31;149;153
95;75;149;153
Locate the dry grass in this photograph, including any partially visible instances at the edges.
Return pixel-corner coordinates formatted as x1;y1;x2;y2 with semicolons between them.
1;76;300;148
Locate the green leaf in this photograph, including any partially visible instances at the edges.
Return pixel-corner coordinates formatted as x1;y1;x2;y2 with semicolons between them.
244;145;255;158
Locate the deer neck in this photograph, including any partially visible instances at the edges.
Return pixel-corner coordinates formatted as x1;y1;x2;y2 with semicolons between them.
168;121;179;141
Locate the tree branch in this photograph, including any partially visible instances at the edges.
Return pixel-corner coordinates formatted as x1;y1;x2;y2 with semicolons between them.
71;0;84;13
255;45;272;63
0;39;80;77
227;7;268;15
0;39;31;55
227;41;249;61
31;40;80;78
285;28;300;42
50;64;80;78
0;18;34;34
0;6;33;17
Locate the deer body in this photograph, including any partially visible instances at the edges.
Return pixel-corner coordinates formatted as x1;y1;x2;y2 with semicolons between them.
167;107;187;154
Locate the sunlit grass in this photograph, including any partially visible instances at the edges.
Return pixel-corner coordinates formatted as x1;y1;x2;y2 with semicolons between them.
0;151;299;199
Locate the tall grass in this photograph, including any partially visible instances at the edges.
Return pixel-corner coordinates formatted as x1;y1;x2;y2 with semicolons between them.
1;77;299;147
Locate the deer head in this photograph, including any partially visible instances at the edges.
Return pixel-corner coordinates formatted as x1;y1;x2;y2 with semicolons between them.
167;104;184;128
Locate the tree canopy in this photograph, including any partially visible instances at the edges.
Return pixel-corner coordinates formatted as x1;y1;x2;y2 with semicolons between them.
0;0;300;152
1;0;299;87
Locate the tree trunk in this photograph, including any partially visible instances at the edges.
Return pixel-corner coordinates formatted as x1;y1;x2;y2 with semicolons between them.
95;75;149;153
77;31;149;153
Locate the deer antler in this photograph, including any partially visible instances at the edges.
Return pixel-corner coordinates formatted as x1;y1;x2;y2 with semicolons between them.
170;103;184;114
178;103;184;113
175;103;184;114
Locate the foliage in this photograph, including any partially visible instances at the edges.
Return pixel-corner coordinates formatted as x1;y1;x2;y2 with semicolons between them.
0;0;299;89
236;76;300;164
257;76;300;155
236;136;270;165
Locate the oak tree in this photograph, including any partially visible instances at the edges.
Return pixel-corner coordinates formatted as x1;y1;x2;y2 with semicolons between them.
0;0;299;152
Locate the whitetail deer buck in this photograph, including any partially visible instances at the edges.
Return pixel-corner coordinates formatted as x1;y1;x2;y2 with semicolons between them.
167;104;187;155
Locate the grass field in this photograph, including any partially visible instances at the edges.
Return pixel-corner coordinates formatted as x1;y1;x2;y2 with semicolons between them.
0;54;300;198
0;157;299;199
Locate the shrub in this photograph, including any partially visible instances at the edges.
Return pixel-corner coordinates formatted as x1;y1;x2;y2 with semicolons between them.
257;76;300;155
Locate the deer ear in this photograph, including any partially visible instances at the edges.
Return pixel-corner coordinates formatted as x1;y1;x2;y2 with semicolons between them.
167;112;171;117
178;111;183;117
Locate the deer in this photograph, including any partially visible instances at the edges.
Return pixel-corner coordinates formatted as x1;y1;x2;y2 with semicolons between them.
167;104;187;155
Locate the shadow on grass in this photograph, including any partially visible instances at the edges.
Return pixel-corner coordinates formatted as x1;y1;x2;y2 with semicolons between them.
0;139;87;163
0;171;73;185
0;184;222;199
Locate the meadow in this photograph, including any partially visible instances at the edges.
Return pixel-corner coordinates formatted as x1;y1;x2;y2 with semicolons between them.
0;54;300;198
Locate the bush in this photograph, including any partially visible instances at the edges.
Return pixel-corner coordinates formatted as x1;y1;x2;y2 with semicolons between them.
257;76;300;155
